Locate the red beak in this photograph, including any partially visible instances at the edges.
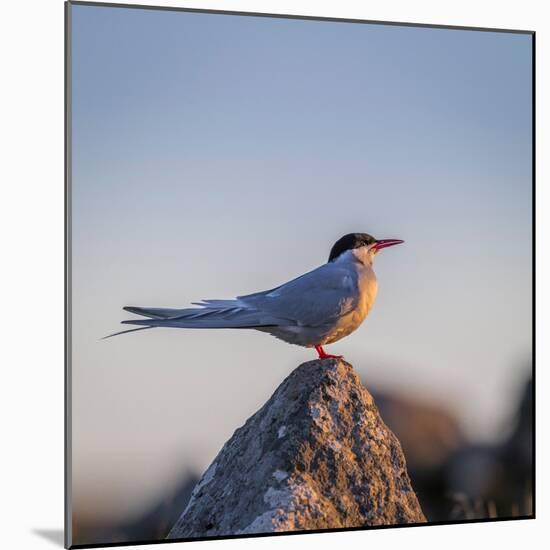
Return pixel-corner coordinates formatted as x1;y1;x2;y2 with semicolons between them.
372;239;404;251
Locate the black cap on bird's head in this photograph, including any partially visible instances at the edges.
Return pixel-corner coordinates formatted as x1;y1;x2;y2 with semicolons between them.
328;233;404;262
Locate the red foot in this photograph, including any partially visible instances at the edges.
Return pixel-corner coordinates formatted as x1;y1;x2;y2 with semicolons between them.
315;345;343;360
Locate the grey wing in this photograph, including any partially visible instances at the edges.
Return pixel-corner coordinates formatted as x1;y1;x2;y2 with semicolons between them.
238;263;359;327
106;263;358;340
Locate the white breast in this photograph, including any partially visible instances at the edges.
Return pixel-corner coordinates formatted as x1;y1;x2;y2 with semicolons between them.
323;263;378;344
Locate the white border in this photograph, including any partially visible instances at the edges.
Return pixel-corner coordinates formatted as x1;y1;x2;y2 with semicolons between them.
1;1;546;549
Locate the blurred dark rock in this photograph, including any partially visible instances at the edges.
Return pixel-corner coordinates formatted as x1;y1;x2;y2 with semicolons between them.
446;376;533;519
167;359;425;539
373;375;533;521
372;389;466;521
373;392;465;471
73;473;199;546
500;378;533;482
122;473;200;540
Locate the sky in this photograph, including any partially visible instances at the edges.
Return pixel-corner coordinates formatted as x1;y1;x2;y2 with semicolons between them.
70;4;532;523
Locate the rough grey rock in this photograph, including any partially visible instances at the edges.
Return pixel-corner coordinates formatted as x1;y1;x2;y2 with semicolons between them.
167;359;426;539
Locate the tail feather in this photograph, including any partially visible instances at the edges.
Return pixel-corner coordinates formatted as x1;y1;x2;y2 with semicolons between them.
191;299;243;308
120;315;279;329
123;302;248;320
102;326;155;340
123;306;186;319
104;300;288;339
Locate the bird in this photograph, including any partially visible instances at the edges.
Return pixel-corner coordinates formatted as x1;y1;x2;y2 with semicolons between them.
105;233;404;359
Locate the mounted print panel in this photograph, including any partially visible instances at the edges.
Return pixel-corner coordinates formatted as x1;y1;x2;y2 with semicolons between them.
65;1;534;547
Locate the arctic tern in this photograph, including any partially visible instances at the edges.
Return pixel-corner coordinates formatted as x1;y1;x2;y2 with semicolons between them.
106;233;404;359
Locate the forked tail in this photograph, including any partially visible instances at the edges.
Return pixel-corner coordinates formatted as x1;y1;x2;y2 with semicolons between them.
103;302;281;339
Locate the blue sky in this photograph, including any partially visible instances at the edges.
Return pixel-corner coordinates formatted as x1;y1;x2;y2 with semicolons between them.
70;4;532;521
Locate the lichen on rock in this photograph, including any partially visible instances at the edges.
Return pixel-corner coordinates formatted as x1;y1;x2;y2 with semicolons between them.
167;359;426;539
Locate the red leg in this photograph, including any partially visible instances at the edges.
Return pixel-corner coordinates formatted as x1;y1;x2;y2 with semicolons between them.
315;345;343;360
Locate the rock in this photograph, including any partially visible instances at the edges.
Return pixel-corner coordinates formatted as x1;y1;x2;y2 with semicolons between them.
167;359;425;539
